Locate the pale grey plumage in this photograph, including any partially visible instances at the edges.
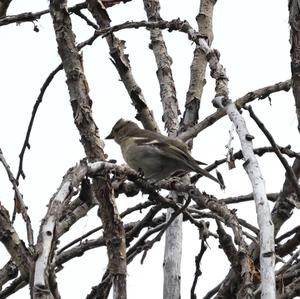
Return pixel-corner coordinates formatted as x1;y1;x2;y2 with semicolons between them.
106;119;221;185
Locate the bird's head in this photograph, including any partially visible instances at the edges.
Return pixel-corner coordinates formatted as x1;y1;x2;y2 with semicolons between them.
106;118;139;144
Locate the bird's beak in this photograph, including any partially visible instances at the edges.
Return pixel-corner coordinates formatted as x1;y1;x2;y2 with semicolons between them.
105;130;114;139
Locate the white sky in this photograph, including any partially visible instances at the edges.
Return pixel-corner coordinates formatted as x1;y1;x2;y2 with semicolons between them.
0;0;298;298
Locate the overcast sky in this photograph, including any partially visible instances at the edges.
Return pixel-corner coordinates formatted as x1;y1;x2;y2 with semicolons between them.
0;1;297;298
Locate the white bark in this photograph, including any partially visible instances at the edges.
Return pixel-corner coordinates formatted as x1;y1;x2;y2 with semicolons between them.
33;216;56;288
34;181;71;290
214;96;275;299
163;195;182;299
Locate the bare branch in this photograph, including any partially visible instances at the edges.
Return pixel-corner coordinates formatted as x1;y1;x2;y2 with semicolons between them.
16;28;104;185
0;260;18;291
72;10;98;29
221;192;278;205
212;96;275;297
140;198;191;263
276;229;300;257
191;144;299;184
0;0;12;17
0;147;34;247
97;18;229;106
276;225;300;243
272;158;300;235
0;276;27;298
0;203;32;279
16;64;63;183
56;197;96;239
0;2;86;27
142;2;183;298
190;239;207;299
50;1;104;160
289;0;300;132
87;0;159;132
126;223;165;263
245;105;300;198
57;200;153;255
49;2;128;298
56;236;106;266
181;0;217;131
33;165;78;294
86;270;112;299
277;277;300;299
276;249;300;276
216;220;239;271
179;79;291;142
57;214;167;268
143;0;179;134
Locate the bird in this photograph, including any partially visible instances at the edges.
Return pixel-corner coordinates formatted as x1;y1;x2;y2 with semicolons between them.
106;118;221;185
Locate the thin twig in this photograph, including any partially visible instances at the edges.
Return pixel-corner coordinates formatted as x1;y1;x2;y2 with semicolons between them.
140;198;191;263
245;105;300;199
57;200;153;254
0;2;86;27
276;249;300;276
221;192;278;205
0;148;34;246
16;64;63;183
276;225;300;243
191;145;299;184
190;239;208;299
126;223;165;263
72;10;98;29
276;229;300;257
16;30;103;184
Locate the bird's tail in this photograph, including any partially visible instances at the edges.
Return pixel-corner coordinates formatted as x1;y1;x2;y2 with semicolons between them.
195;165;224;188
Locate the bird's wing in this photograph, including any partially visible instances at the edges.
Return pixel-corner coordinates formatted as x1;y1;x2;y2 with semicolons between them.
148;139;197;165
131;136;201;166
131;136;220;185
162;136;207;165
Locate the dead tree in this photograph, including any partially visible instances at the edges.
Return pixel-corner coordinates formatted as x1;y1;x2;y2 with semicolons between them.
0;1;299;298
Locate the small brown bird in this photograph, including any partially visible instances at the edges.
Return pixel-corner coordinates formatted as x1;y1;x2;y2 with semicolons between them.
106;119;221;185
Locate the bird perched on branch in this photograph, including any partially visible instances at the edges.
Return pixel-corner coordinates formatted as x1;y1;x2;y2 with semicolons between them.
106;119;222;186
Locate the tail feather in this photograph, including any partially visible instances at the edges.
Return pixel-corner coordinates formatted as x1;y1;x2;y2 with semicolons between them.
195;159;207;166
195;166;223;186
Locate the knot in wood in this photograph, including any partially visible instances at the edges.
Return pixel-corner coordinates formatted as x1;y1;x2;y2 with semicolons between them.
67;68;82;81
111;236;122;247
245;134;255;141
212;96;228;108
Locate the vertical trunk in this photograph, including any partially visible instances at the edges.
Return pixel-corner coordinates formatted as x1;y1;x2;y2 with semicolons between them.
163;192;182;299
48;1;127;298
289;0;300;132
143;1;182;298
